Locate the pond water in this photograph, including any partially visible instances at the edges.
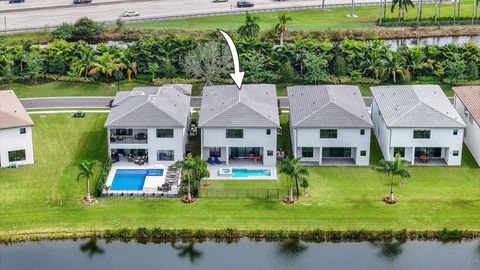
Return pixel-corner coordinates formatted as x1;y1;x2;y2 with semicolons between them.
1;238;479;270
383;35;480;49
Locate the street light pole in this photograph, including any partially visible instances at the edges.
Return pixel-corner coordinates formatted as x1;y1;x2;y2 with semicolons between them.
350;0;356;17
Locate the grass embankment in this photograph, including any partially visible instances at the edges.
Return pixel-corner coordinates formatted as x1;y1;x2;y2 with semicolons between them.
127;1;475;31
1;81;456;98
0;113;479;239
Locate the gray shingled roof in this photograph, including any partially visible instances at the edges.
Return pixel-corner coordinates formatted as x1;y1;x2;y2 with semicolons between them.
288;85;373;128
371;85;465;128
453;86;480;125
199;84;280;128
104;85;191;128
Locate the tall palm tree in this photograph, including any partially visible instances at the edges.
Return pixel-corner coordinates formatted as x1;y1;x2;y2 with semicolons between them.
237;12;260;39
374;153;411;203
383;53;411;82
391;0;415;22
71;49;96;78
275;13;293;46
89;52;125;83
120;55;137;81
361;49;385;80
77;160;100;203
279;157;309;202
472;0;479;24
416;0;424;25
175;154;209;203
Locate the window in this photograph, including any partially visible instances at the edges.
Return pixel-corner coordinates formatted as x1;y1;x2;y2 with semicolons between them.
156;129;173;138
393;147;405;158
226;129;243;138
360;150;367;156
453;150;459;156
267;150;274;156
114;129;132;136
320;129;337;139
8;150;26;162
266;129;271;135
413;130;430;139
209;147;221;157
302;147;314;158
19;128;26;134
360;129;365;135
157;150;174;161
453;129;458;135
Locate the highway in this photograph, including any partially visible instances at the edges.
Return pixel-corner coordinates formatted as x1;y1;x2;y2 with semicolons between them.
0;0;381;32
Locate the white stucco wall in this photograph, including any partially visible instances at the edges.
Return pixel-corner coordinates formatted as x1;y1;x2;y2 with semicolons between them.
201;127;277;166
454;95;480;166
372;99;464;166
293;127;371;166
107;127;186;165
0;126;34;168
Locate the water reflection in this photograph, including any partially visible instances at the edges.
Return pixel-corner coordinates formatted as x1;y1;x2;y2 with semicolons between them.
276;239;309;258
79;238;105;259
171;242;203;264
383;36;480;49
370;241;404;262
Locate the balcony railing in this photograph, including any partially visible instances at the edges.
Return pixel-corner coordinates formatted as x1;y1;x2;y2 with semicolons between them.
110;135;148;144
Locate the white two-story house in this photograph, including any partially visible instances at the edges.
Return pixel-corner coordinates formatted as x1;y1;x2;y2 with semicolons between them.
0;90;34;168
199;84;280;166
371;85;465;166
288;85;373;166
453;86;480;166
104;85;191;165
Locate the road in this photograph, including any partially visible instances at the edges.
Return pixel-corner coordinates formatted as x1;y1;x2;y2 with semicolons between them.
20;96;375;109
0;0;381;32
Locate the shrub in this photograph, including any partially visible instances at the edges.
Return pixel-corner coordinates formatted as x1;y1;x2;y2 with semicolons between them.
52;23;74;40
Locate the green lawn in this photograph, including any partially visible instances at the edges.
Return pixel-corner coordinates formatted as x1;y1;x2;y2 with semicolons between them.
0;81;152;98
128;1;475;31
0;113;479;236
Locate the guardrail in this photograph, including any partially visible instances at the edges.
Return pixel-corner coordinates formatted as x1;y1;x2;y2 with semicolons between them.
0;0;436;34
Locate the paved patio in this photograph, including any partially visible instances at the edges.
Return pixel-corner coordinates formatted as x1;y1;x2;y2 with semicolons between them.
413;158;448;166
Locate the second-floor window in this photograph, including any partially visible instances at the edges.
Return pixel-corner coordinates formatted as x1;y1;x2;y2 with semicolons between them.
19;127;26;134
360;129;365;135
320;129;337;139
226;129;243;138
156;129;173;138
413;130;430;139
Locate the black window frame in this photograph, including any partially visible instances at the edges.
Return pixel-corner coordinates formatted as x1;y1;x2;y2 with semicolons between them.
302;147;314;158
226;129;243;138
360;129;365;135
209;147;222;157
266;129;271;135
453;129;458;135
393;147;405;158
360;150;367;156
320;129;337;139
453;150;459;156
157;150;174;161
19;127;26;134
267;150;274;156
413;130;431;139
8;149;26;162
156;129;174;138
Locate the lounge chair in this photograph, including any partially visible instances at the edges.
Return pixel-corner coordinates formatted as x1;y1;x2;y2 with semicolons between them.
249;153;255;161
213;156;222;164
207;157;216;165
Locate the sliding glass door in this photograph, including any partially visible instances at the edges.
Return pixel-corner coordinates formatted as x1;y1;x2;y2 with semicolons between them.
322;147;352;158
414;147;442;158
229;147;261;158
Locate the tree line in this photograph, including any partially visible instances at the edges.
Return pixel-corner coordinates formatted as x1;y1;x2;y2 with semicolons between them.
1;34;480;85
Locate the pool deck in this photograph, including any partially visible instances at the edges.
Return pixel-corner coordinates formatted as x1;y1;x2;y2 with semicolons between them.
206;165;277;180
105;164;179;196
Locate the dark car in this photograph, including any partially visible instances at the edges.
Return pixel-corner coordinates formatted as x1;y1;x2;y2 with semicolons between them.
73;0;92;4
8;0;25;3
237;1;254;7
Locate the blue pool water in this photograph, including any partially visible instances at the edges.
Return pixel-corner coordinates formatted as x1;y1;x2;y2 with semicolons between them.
232;168;272;178
111;169;164;190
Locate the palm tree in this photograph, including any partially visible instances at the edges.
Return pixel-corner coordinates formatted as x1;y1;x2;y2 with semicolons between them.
71;49;96;78
175;154;209;203
279;157;309;202
275;13;293;46
391;0;415;22
89;52;125;83
120;55;137;81
77;160;100;203
374;153;411;203
361;49;385;80
416;0;424;26
237;12;260;39
472;0;479;24
383;53;411;82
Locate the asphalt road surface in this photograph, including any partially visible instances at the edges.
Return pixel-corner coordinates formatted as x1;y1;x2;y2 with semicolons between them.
1;0;380;32
20;96;376;109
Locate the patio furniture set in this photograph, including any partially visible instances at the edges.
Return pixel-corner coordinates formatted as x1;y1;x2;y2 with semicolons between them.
158;165;181;192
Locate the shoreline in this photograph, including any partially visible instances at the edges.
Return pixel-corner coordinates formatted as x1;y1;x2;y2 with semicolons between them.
2;228;480;244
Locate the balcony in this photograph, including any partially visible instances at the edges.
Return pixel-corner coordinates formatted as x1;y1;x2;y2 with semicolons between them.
110;129;148;144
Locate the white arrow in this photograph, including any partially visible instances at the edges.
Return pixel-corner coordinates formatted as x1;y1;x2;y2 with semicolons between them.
218;29;245;90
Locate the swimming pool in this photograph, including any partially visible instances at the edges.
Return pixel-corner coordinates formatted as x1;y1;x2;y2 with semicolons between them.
111;169;164;190
232;168;272;178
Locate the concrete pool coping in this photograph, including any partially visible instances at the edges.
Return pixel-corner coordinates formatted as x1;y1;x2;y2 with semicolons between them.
206;166;277;180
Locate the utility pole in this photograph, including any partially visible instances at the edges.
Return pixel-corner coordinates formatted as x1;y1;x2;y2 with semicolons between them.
348;0;357;17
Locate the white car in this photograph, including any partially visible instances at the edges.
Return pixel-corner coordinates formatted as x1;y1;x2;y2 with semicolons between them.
121;11;140;17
